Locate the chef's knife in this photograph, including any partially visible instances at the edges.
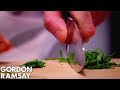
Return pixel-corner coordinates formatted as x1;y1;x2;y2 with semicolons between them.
62;12;85;72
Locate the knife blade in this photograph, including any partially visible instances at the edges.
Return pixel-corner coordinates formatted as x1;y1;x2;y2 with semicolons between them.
63;12;85;72
65;17;74;56
62;12;74;56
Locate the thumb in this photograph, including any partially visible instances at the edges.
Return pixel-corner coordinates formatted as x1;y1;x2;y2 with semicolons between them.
43;11;67;43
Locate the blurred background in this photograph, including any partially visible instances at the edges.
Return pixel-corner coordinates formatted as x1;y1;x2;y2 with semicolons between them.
84;11;120;58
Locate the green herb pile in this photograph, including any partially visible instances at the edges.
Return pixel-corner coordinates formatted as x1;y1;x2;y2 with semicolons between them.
84;49;120;69
20;59;46;68
45;50;77;64
20;49;120;69
45;49;120;69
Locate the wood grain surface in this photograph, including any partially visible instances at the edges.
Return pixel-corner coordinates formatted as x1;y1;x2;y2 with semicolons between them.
0;59;120;79
0;60;85;79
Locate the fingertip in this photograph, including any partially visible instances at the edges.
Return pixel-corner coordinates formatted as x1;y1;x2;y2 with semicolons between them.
81;26;96;43
55;30;67;43
83;38;89;43
87;25;96;38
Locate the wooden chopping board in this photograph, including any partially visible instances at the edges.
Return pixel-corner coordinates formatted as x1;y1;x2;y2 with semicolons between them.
80;59;120;79
0;60;85;79
0;59;120;79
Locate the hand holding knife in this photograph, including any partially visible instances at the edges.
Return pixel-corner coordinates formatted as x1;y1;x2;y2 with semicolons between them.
62;11;85;72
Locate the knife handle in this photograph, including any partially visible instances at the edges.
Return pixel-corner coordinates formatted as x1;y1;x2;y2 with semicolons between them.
62;11;71;22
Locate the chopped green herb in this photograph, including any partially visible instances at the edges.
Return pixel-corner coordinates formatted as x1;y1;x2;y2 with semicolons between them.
45;48;120;69
60;50;63;58
20;59;46;68
44;58;58;60
84;48;120;69
45;50;77;64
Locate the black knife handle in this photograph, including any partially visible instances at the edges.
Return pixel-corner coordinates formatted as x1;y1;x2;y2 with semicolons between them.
62;11;71;22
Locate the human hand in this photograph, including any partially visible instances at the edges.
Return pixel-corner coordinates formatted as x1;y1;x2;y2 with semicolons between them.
43;11;111;43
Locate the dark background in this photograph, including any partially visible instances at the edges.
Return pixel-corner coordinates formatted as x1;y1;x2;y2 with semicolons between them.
110;11;120;58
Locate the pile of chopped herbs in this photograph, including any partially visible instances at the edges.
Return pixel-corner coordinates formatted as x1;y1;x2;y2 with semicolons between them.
45;49;120;69
20;59;46;68
84;49;120;69
45;50;77;64
20;49;120;69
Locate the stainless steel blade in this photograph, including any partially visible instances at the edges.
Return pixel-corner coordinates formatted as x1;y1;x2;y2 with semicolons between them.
66;44;70;56
65;17;85;72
